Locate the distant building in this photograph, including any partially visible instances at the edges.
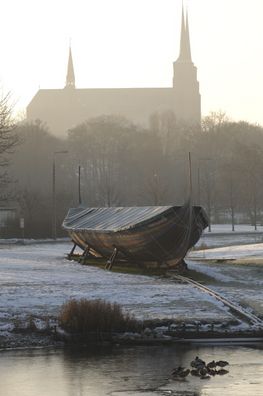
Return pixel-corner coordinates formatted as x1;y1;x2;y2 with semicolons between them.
0;205;18;238
27;7;201;137
0;207;17;226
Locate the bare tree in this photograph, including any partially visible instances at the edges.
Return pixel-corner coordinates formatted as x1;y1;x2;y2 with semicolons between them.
143;172;169;206
0;92;18;189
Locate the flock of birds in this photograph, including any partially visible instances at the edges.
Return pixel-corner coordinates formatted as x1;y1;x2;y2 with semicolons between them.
172;356;229;380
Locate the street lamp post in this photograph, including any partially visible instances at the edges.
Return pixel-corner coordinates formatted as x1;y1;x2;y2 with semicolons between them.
78;165;82;206
197;166;201;204
197;158;212;232
188;152;193;203
229;169;235;232
52;151;68;240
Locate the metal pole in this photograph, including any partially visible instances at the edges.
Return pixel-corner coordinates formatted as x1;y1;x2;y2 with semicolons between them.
188;152;193;204
208;187;211;232
230;171;235;232
52;157;56;240
253;182;257;231
78;165;82;205
198;157;213;231
206;168;211;232
197;166;201;205
153;172;158;205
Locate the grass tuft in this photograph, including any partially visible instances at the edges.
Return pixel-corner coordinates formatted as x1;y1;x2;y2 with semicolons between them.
58;298;139;335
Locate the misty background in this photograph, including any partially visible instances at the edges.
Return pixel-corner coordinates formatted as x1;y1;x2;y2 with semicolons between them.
1;1;263;238
1;109;262;238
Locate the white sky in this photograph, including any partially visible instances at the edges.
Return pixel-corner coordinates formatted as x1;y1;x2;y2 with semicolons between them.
0;0;263;124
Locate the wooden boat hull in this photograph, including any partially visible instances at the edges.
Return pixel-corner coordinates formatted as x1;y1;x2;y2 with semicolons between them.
63;206;208;267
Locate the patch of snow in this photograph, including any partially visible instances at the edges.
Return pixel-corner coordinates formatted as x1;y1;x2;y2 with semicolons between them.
190;242;263;260
0;323;14;331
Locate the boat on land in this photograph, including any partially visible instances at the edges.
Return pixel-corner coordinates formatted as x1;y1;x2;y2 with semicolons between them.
62;205;208;268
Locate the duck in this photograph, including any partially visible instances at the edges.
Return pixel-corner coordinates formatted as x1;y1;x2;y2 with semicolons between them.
206;367;217;376
200;375;211;380
216;360;229;367
178;369;190;378
191;356;206;368
207;360;217;369
217;368;229;375
171;366;185;376
172;368;190;381
199;367;208;377
190;369;200;377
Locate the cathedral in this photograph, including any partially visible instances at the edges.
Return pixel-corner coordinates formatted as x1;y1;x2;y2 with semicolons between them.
27;7;201;137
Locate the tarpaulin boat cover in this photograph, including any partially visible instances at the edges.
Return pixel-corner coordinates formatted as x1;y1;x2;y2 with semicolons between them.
63;206;175;232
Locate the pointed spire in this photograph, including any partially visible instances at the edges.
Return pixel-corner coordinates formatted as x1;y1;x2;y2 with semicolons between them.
178;5;192;62
65;46;75;88
185;10;192;60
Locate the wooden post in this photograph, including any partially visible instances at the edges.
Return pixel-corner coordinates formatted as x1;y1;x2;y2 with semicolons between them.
105;248;118;270
79;246;90;264
68;242;77;259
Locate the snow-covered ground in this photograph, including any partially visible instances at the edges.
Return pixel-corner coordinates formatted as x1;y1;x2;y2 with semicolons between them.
0;243;238;337
204;224;263;233
198;233;263;249
188;243;263;322
190;242;263;260
0;239;263;345
198;226;263;248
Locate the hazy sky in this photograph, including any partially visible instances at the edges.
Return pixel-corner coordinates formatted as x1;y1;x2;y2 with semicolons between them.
1;0;263;124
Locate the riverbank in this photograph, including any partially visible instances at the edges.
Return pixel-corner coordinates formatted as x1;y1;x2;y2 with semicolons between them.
1;319;263;350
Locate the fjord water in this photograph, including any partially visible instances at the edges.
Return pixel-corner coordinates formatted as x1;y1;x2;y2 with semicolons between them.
0;344;262;396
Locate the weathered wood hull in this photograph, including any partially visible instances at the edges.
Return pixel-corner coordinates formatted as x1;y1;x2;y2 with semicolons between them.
63;206;208;267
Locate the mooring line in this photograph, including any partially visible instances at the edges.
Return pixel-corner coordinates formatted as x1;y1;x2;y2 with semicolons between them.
170;274;263;327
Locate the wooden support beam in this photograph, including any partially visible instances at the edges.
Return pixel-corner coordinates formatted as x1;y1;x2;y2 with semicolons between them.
105;247;118;270
79;246;90;264
68;242;77;259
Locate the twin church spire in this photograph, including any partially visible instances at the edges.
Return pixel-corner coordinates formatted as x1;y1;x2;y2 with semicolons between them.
65;46;75;88
173;4;201;124
178;6;192;62
64;4;193;88
27;3;200;137
63;4;200;124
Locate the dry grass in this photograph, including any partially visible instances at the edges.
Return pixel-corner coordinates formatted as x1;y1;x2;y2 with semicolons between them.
58;298;139;334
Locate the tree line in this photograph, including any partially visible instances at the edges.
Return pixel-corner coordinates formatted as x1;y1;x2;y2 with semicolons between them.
1;101;263;237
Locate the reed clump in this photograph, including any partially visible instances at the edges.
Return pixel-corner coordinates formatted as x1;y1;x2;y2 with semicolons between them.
58;298;138;334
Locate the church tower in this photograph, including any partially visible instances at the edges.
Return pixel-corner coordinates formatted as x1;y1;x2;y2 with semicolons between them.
173;7;201;125
65;46;75;88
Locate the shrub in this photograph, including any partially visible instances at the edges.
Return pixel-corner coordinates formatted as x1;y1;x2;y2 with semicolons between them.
58;298;138;334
